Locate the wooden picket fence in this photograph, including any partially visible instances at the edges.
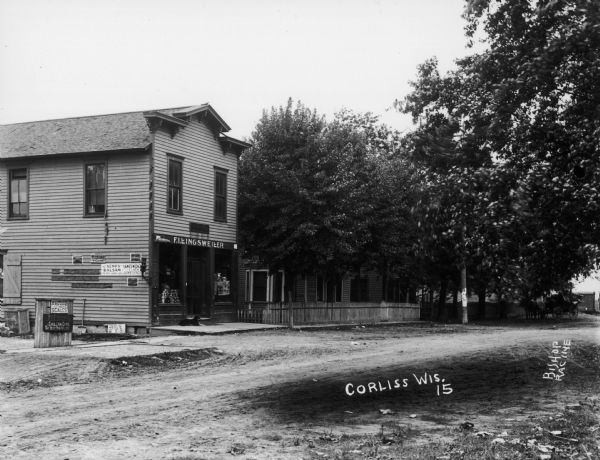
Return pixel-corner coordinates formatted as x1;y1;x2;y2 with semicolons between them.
237;301;420;325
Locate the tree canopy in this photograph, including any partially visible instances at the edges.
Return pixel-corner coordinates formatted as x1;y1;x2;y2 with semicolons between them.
398;0;600;307
239;99;418;285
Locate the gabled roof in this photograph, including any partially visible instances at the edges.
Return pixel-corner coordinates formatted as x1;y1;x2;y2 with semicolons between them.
0;111;153;159
0;104;244;160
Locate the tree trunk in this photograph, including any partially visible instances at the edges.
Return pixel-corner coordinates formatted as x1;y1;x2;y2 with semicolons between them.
478;287;486;320
287;290;294;329
435;279;448;322
499;296;508;319
460;266;468;324
383;261;390;302
356;266;362;302
451;288;459;320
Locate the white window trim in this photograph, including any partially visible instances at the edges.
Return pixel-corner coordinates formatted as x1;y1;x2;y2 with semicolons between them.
246;269;285;304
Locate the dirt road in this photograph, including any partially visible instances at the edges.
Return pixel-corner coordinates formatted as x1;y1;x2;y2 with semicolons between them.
1;319;599;459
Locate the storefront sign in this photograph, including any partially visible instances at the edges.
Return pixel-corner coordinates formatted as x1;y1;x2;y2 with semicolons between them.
100;263;141;276
43;313;73;332
154;233;236;250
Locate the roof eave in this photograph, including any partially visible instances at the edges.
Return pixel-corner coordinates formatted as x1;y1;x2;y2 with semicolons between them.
143;111;189;128
173;104;231;133
0;145;151;161
219;134;252;157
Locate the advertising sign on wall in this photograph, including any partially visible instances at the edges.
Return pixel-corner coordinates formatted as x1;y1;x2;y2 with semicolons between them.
100;263;141;276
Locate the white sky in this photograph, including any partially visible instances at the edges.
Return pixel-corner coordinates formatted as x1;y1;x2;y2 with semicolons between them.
0;0;471;139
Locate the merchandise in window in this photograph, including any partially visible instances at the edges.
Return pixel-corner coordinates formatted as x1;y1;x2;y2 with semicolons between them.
214;251;232;301
158;244;182;304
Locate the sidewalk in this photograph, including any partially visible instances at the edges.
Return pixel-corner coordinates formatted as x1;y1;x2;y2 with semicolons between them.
0;322;285;359
150;321;284;336
0;320;425;359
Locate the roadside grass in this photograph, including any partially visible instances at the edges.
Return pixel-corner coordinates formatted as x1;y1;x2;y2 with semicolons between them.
303;403;600;459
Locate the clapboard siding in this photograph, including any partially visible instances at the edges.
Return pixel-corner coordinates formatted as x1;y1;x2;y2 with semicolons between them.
153;118;238;242
0;152;151;325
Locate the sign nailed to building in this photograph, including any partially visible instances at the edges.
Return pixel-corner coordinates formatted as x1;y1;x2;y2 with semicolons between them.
90;254;107;264
154;233;236;250
100;263;141;276
43;313;73;332
50;301;69;313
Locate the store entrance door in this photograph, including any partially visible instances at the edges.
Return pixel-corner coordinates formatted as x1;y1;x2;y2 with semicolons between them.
187;257;210;317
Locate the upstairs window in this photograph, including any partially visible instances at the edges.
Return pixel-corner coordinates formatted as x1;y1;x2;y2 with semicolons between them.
214;168;227;221
85;163;106;216
168;158;182;214
9;168;29;219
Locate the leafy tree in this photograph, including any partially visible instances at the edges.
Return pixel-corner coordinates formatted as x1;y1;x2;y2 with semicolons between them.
239;98;327;281
398;0;600;317
239;100;420;302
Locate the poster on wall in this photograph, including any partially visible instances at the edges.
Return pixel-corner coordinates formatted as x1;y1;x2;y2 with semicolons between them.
90;254;107;264
100;263;141;276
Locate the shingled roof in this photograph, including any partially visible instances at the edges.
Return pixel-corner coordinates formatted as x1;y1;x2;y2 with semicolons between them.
0;104;235;160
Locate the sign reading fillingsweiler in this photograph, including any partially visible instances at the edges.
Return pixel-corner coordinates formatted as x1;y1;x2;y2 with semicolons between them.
100;263;141;276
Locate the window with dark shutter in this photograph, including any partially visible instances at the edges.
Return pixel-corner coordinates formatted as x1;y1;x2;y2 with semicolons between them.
168;158;183;214
3;254;22;305
214;169;227;221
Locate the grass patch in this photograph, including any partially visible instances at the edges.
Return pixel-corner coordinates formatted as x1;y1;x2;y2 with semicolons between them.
303;402;600;459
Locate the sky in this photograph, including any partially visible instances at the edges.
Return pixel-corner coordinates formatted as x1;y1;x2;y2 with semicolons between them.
0;0;473;140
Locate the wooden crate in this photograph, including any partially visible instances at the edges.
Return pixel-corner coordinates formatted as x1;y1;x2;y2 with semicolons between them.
5;309;31;334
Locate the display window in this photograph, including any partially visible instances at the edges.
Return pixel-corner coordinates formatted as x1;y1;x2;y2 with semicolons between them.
158;243;182;304
214;250;232;302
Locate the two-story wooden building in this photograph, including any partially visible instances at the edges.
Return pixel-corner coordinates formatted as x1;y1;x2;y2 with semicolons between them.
0;104;249;333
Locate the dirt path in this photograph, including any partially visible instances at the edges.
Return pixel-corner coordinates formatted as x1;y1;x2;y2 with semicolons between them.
1;320;598;459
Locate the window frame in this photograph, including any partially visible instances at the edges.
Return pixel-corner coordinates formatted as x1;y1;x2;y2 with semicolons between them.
167;156;183;215
214;167;228;222
84;162;108;217
8;168;29;220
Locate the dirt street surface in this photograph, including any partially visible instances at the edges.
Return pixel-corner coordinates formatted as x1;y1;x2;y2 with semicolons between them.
1;318;599;459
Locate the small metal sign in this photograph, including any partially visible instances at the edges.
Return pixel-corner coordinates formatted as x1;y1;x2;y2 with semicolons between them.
50;301;69;313
90;254;107;264
43;313;73;332
106;324;126;334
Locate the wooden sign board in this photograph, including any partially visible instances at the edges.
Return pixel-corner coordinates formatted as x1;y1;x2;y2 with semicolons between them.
100;263;141;276
35;299;75;348
106;323;126;334
43;313;73;332
90;254;107;264
50;300;69;313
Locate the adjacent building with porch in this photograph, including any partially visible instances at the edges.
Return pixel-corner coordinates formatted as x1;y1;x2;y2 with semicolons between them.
0;104;250;333
239;260;421;325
